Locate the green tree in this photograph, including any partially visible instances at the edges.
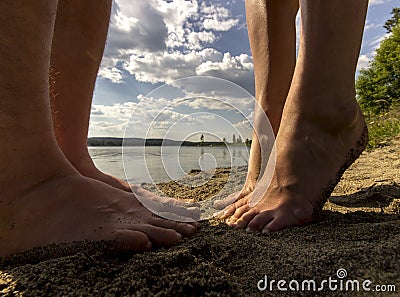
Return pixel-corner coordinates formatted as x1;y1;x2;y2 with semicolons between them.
384;8;400;33
356;15;400;113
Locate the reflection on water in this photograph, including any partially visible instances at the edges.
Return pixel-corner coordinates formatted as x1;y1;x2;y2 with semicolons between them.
89;146;249;184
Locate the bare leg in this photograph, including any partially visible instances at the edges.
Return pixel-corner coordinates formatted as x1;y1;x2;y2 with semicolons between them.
50;0;129;191
219;0;299;207
222;0;369;232
0;0;195;257
248;0;298;135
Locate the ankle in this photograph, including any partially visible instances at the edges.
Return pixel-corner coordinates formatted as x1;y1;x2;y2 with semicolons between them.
289;87;362;133
60;146;98;176
0;145;76;197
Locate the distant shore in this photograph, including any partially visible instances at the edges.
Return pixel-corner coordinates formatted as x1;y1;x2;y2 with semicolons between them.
88;137;251;147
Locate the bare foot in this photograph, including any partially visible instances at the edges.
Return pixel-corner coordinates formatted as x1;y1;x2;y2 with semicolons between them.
213;176;257;212
221;98;368;233
0;168;196;257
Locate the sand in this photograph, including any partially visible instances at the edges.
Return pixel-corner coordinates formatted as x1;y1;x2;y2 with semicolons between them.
1;139;399;296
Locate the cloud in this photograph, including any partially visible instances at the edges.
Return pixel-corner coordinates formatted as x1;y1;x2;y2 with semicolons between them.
122;49;255;94
357;55;371;72
368;32;391;49
98;0;248;92
89;87;255;139
195;52;254;92
200;2;239;31
368;0;392;5
108;0;168;53
124;48;223;84
98;67;124;84
187;31;218;50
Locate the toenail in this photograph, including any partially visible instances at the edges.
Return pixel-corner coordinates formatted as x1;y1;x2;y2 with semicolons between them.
245;227;253;232
146;242;152;250
261;229;270;234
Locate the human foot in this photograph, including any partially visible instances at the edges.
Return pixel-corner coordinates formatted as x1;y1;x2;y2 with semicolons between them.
0;169;197;257
221;98;368;232
213;176;257;212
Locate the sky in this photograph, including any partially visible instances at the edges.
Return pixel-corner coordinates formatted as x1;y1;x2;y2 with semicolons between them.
88;0;398;140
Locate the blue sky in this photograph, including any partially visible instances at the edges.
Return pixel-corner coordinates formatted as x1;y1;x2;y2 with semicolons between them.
89;0;398;139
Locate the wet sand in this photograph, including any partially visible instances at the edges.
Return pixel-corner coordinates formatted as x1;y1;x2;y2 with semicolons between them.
1;140;399;296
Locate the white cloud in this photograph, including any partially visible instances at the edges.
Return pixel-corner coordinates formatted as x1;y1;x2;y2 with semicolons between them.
98;67;124;84
196;53;254;91
187;31;218;50
369;0;392;5
124;48;223;84
200;2;239;31
196;52;252;74
368;32;391;49
99;0;245;90
357;55;370;72
89;88;255;139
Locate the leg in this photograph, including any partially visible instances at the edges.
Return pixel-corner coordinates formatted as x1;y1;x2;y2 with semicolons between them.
248;0;298;135
0;0;195;257
216;0;298;211
223;0;369;231
50;0;129;191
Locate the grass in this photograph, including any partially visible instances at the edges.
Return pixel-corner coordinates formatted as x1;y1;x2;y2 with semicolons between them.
362;105;400;149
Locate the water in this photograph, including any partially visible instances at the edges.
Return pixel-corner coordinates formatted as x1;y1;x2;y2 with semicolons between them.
89;146;250;184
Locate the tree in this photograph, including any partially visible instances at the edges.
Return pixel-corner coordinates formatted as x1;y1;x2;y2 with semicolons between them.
200;134;204;142
384;8;400;33
356;10;400;113
232;134;236;144
237;135;243;144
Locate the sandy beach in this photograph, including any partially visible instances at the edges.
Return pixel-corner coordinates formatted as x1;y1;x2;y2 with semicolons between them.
1;139;399;296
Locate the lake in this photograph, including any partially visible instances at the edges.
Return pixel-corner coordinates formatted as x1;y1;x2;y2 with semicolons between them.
89;146;250;184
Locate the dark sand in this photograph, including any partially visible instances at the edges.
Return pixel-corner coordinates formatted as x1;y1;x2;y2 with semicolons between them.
1;140;399;296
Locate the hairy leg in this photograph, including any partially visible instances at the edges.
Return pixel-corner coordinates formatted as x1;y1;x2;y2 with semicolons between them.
50;0;130;191
222;0;369;232
0;0;195;257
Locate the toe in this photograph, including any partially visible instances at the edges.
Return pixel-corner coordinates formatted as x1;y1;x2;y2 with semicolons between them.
220;198;248;219
247;211;275;232
157;205;201;222
219;204;236;219
226;204;250;226
135;224;182;247
234;209;258;229
263;213;301;233
114;230;152;251
151;218;197;236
